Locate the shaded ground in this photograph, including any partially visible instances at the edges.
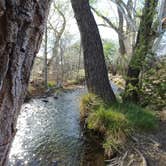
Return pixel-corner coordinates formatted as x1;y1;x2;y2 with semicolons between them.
107;120;166;166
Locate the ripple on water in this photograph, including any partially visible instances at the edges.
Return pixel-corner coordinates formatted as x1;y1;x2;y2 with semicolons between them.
9;88;85;166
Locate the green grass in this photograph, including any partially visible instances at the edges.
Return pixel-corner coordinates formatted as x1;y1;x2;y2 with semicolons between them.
88;106;130;134
80;93;104;119
80;93;158;152
47;81;56;88
110;103;158;131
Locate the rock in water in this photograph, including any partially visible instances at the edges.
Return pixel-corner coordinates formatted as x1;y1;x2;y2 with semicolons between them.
42;99;49;103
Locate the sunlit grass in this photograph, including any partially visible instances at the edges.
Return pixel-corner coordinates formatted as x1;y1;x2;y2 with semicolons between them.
80;93;104;119
80;93;158;151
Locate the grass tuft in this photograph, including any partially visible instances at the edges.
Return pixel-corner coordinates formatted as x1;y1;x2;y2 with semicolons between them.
80;93;104;119
111;103;158;131
80;93;158;152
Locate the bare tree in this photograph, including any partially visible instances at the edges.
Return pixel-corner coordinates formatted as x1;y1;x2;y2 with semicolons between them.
47;1;66;85
91;0;139;75
91;0;138;57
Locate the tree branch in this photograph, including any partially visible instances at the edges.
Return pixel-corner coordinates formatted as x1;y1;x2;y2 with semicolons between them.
91;6;124;39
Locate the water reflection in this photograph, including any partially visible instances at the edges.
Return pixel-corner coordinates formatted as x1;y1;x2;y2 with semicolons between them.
8;84;118;166
9;89;85;166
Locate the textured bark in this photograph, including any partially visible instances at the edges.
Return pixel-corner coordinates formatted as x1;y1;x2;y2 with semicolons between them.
117;7;126;56
0;0;51;165
71;0;116;103
123;0;158;103
44;25;48;88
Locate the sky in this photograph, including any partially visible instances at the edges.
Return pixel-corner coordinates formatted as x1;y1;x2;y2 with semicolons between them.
38;0;166;58
67;0;118;42
38;0;119;57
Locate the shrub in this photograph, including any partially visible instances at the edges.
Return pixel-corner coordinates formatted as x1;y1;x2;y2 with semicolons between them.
140;57;166;110
47;81;55;88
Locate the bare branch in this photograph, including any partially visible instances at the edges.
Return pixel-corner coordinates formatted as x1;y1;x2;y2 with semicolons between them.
91;6;125;39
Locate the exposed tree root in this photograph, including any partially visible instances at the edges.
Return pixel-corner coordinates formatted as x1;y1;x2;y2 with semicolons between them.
127;159;135;166
106;122;166;166
120;151;128;166
134;148;147;166
105;157;121;166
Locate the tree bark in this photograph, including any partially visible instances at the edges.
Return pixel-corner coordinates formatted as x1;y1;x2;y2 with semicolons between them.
117;7;126;56
123;0;158;103
71;0;116;103
44;24;48;88
0;0;51;165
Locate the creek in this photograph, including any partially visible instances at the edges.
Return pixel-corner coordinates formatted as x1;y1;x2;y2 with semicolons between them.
9;83;119;166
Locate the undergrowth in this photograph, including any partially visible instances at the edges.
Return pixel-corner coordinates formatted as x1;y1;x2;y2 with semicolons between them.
80;93;158;153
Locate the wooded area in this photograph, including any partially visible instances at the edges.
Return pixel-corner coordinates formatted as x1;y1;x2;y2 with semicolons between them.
0;0;165;165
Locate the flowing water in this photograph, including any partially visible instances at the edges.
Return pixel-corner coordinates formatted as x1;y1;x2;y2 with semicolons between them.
9;84;119;166
9;88;86;166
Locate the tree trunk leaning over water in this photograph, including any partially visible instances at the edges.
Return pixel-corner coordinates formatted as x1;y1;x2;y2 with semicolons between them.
0;0;51;165
71;0;116;103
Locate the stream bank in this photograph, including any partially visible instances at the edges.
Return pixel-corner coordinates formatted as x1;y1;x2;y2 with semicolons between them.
9;85;166;166
9;87;105;166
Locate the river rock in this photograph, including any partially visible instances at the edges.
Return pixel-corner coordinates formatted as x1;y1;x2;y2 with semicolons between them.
53;95;58;99
42;99;49;103
52;161;58;166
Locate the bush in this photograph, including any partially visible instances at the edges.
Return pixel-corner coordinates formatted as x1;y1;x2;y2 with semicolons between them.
47;81;55;88
140;57;166;110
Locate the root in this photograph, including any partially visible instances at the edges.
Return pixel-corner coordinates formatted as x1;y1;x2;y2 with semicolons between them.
120;151;128;166
130;135;139;143
105;157;120;166
127;159;135;166
134;148;147;166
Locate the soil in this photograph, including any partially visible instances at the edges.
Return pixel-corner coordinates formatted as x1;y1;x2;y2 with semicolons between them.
25;82;84;102
107;119;166;166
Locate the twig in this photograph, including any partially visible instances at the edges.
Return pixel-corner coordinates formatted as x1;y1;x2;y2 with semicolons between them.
127;159;135;166
134;148;147;166
120;151;128;166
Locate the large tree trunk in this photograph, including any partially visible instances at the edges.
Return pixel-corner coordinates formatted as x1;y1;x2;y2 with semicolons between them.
0;0;51;165
123;0;158;103
71;0;116;103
